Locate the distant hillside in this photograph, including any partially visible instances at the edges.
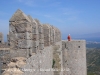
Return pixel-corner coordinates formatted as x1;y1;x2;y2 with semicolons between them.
62;32;100;42
87;48;100;75
86;43;100;48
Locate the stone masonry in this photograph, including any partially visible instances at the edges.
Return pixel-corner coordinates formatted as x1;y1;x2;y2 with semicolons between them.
0;9;87;75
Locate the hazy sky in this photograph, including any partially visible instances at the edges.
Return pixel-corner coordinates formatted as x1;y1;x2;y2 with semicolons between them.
0;0;100;40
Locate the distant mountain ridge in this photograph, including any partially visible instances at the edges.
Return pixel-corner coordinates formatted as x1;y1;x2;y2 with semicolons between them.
62;32;100;42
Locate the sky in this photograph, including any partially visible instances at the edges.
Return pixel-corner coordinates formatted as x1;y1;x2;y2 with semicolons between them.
0;0;100;41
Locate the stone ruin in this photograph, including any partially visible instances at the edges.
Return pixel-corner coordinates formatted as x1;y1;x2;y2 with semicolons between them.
8;9;61;58
0;9;87;75
0;9;62;75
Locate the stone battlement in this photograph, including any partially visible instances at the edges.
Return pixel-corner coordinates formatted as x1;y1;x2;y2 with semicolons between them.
8;9;61;58
0;9;87;75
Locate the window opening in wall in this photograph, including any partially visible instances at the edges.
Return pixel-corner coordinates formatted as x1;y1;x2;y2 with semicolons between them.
78;46;80;48
0;41;1;43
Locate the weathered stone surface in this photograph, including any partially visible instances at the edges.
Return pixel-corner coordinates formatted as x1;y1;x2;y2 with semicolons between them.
16;32;32;40
33;41;39;47
18;40;33;49
52;26;56;44
9;24;16;33
0;9;87;75
43;24;51;46
15;22;32;33
49;25;53;45
32;34;39;40
39;43;44;50
10;9;30;22
63;40;86;75
38;24;43;34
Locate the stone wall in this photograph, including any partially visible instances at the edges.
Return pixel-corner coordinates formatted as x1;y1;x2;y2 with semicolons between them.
52;41;63;75
8;9;61;58
62;40;87;75
9;9;33;58
22;45;53;75
0;9;87;75
1;9;62;75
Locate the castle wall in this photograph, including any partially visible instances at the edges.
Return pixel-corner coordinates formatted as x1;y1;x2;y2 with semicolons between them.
52;26;56;44
52;41;63;75
9;9;33;58
22;46;53;75
34;19;44;51
0;48;10;73
0;9;87;75
43;24;51;46
62;40;87;75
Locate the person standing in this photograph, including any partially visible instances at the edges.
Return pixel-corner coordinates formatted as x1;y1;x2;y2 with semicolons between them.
67;34;71;41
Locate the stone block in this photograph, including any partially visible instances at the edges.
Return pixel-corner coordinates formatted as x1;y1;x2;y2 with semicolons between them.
9;39;18;49
10;49;29;58
38;25;43;33
15;22;32;33
39;39;44;44
16;32;32;40
26;32;32;40
32;28;39;34
9;24;16;33
16;33;25;39
44;37;50;43
44;42;50;46
32;34;39;40
15;23;27;33
18;40;33;49
39;34;44;39
9;32;18;41
39;43;44;50
26;24;32;32
32;47;37;53
44;30;50;35
33;41;39;47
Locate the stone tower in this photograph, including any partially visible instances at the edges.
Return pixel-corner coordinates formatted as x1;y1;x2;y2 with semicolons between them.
62;40;87;75
9;9;33;58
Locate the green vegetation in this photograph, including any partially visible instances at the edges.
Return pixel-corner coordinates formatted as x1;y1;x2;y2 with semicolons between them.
87;48;100;75
87;72;95;75
52;59;55;68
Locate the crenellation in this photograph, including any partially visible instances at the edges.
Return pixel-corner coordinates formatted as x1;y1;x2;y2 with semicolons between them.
54;27;58;42
9;9;31;22
38;22;44;50
9;9;33;58
52;26;56;44
43;24;51;46
0;9;87;75
48;25;54;45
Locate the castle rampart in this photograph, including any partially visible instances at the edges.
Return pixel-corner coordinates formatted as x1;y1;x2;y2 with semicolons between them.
62;40;87;75
0;9;87;75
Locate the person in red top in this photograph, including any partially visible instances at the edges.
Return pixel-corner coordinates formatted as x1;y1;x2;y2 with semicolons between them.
67;34;71;41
